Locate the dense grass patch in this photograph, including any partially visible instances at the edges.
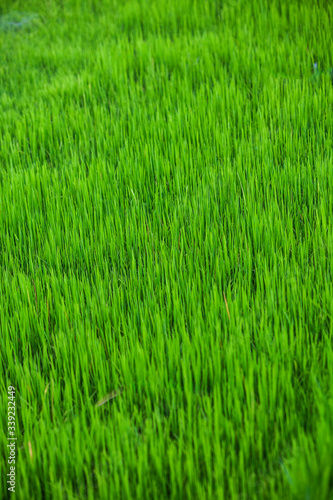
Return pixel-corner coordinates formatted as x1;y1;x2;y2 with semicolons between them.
0;0;332;498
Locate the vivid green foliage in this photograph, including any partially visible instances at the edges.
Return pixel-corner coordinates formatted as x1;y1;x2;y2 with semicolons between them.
0;0;333;498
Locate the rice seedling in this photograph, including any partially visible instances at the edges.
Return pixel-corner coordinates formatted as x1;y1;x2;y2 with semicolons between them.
0;0;332;498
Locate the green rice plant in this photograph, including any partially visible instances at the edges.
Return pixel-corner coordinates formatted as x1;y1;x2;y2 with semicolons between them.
0;0;332;499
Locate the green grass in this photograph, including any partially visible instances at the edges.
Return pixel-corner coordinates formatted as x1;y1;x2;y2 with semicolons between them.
0;0;332;498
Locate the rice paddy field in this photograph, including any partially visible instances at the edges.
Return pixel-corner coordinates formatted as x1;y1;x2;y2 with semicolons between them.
0;0;333;498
